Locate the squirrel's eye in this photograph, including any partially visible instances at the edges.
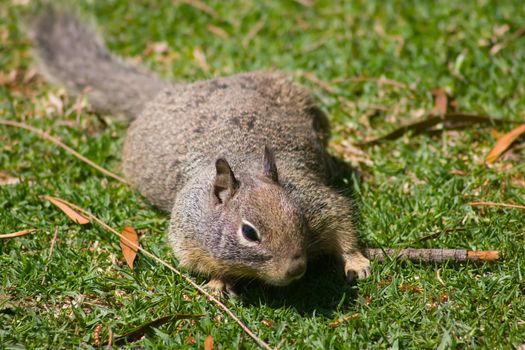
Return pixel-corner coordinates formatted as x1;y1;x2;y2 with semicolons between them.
241;224;259;242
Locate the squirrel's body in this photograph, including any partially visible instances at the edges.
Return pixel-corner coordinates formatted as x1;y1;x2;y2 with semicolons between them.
31;8;370;291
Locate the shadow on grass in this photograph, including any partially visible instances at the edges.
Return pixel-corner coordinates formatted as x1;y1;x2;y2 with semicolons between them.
236;256;359;316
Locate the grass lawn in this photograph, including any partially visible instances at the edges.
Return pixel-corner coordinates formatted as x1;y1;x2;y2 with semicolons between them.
1;0;525;348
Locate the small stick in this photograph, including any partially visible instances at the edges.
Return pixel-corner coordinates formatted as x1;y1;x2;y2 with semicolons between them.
470;201;525;210
364;248;499;263
0;119;129;185
47;226;59;260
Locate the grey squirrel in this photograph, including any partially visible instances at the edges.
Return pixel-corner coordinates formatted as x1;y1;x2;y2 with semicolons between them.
30;7;371;293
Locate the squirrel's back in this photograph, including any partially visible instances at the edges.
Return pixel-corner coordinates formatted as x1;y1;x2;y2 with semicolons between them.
123;72;332;210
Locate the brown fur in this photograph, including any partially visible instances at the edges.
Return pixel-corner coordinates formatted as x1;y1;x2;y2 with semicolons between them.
30;8;370;291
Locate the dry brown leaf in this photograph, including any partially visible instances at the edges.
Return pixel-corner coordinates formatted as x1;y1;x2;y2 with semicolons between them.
486;124;525;163
204;335;214;350
261;320;273;328
0;228;35;239
0;171;20;186
120;226;139;269
43;196;90;224
432;88;448;116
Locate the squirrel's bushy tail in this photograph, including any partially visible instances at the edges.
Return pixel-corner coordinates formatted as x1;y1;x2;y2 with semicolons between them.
29;7;169;120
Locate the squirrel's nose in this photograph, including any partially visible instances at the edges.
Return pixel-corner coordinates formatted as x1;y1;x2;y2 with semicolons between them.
285;255;306;280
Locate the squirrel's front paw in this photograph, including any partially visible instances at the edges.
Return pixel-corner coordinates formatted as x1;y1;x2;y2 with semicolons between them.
343;251;371;282
205;278;237;296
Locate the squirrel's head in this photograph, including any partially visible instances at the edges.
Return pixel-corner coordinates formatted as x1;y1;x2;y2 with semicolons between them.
205;146;308;286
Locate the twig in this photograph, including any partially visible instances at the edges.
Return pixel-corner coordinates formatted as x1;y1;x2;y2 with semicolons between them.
470;201;525;210
0;228;35;239
0;119;129;185
42;195;274;350
364;248;499;263
359;113;520;146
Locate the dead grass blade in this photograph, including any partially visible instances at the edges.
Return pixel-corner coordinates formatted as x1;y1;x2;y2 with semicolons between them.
470;201;525;210
207;25;229;39
0;171;20;186
42;195;276;350
120;226;139;269
0;119;129;184
110;314;203;345
242;20;265;47
300;71;337;93
43;195;90;224
335;75;409;90
0;228;35;239
359;113;519;146
491;24;525;55
176;0;218;18
485;124;525;163
327;313;359;329
193;48;210;73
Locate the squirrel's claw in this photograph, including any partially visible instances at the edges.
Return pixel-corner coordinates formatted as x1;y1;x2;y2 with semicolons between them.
205;278;238;296
343;251;371;283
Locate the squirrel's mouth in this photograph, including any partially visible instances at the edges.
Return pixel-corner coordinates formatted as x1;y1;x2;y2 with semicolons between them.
265;274;305;287
262;263;307;286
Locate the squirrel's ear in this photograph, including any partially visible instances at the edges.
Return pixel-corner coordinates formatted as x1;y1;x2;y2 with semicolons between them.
262;145;278;183
213;158;239;204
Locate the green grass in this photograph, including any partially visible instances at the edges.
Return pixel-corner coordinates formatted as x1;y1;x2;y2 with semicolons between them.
1;0;525;348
